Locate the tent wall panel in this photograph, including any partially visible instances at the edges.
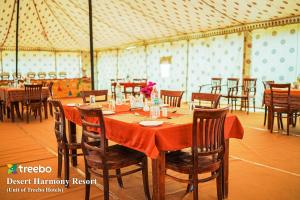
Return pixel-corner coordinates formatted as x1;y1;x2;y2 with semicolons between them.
250;24;300;105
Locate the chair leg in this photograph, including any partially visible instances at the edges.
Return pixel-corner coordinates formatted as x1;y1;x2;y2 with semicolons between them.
270;112;274;133
186;174;193;193
277;113;281;131
64;149;70;187
116;169;123;188
141;157;151;200
26;105;29;123
279;114;284;130
216;169;223;200
0;102;3;121
287;114;290;136
85;167;91;200
253;99;256;112
57;148;62;178
264;106;267;126
192;173;198;200
39;105;42;122
49;103;53;117
103;168;110;200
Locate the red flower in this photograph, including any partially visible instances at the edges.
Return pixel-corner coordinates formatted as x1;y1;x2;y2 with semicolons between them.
141;81;156;98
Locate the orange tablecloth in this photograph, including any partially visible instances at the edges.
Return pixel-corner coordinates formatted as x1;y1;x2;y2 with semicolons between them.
0;87;50;106
263;89;300;107
63;105;244;159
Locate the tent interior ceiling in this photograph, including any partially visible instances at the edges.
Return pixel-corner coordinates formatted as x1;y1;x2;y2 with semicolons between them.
1;0;300;51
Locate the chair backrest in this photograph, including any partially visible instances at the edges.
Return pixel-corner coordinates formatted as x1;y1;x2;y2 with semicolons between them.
160;90;184;107
27;72;36;79
227;78;239;95
133;78;147;83
269;83;291;110
80;90;108;103
191;93;221;109
38;72;47;79
211;78;222;94
1;72;10;80
24;84;42;101
48;99;68;145
263;80;274;90
48;72;57;79
192;107;228;169
77;106;107;169
242;78;257;96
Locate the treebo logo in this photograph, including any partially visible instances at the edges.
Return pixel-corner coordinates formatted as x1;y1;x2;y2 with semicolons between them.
7;164;52;174
7;164;17;174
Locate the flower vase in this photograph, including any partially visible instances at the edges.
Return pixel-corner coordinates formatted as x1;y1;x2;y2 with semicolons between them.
143;98;150;112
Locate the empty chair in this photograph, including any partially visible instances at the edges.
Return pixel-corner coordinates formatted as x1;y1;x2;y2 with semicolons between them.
77;106;151;200
22;84;43;123
262;80;275;126
234;78;257;114
80;90;108;103
0;72;10;80
269;83;297;135
38;72;47;79
27;72;36;79
191;93;221;109
222;78;239;111
199;78;222;94
48;71;57;79
59;72;67;78
165;107;229;200
160;90;184;107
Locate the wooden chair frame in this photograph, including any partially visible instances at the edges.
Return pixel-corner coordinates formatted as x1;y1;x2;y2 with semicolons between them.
160;90;184;107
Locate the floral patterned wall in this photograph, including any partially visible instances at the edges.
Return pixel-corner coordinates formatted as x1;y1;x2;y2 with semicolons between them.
118;46;147;79
96;50;118;92
56;52;81;78
0;51;81;79
250;24;300;104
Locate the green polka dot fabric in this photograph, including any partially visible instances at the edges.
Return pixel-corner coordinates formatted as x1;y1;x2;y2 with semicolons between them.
250;24;300;104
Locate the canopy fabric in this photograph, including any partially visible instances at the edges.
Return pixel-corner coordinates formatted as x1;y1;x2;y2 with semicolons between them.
1;0;300;50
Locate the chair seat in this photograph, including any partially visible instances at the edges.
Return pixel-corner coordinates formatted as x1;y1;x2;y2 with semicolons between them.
166;151;221;174
86;144;145;170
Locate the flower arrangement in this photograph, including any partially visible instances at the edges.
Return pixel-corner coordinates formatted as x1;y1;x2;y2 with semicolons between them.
140;81;156;98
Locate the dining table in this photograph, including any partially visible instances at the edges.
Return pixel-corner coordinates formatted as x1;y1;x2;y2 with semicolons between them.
63;103;244;200
0;86;50;122
111;82;147;96
263;89;300;129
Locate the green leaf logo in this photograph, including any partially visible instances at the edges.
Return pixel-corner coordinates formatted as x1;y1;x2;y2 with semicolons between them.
7;164;17;174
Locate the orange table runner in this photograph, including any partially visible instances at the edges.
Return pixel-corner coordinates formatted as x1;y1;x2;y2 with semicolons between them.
63;105;244;159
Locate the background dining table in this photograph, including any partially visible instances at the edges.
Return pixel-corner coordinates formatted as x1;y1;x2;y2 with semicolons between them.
263;89;300;129
63;104;244;200
0;87;50;122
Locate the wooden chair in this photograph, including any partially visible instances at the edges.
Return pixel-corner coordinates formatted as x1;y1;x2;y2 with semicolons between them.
77;106;151;200
222;78;239;111
38;72;47;79
160;90;184;107
269;83;298;135
48;71;57;79
22;84;43;123
80;90;108;103
0;72;10;80
59;72;67;78
191;93;221;109
165;107;229;200
27;72;36;79
234;78;257;114
262;80;275;126
199;78;222;94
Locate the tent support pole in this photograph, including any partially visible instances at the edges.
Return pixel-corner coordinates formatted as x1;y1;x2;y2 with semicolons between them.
16;0;20;79
88;0;95;90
